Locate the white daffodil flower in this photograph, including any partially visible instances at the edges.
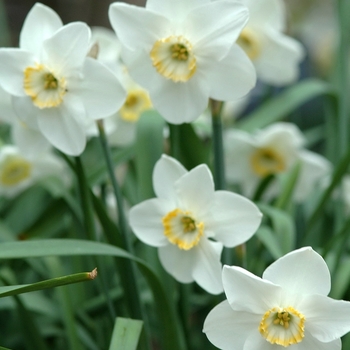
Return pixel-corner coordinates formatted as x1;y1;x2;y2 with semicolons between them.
0;3;126;156
224;122;332;201
235;0;305;86
129;154;262;294
109;0;256;124
0;145;66;197
204;247;350;349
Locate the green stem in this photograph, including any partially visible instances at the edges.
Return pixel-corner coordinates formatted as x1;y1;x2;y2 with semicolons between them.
97;120;150;349
168;123;182;160
0;270;97;298
210;99;226;190
97;121;132;253
75;156;96;240
336;0;350;160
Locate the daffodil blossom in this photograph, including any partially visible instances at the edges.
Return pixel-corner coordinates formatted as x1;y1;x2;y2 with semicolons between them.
234;0;305;85
0;3;126;156
203;247;350;349
129;154;262;294
0;145;66;197
224;122;332;201
109;0;256;124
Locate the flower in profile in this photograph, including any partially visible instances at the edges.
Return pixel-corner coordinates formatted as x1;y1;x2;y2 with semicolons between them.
129;154;262;294
224;122;332;201
109;0;256;124
0;3;126;155
0;145;66;197
235;0;305;85
203;247;350;349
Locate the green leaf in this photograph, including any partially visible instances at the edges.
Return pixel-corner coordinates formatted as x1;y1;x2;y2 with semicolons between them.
0;239;186;350
169;123;211;170
306;146;350;234
3;185;52;235
237;79;334;132
256;226;284;260
329;256;350;299
274;161;301;210
258;204;295;255
14;295;49;350
135;110;165;201
109;318;143;350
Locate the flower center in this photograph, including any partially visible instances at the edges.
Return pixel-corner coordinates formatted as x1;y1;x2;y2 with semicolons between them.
250;147;286;177
24;63;67;109
150;35;197;82
162;208;204;250
0;157;32;186
119;89;152;122
259;306;305;347
237;27;261;60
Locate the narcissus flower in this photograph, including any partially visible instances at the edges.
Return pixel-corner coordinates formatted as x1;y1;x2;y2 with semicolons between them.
224;122;331;201
0;145;66;197
129;155;262;294
0;3;126;155
203;247;350;349
235;0;305;85
109;0;256;124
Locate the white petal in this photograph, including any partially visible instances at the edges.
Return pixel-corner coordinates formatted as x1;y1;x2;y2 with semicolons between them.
70;58;126;120
36;106;86;156
12;96;40;129
0;86;17;122
158;243;195;283
146;0;206;22
152;77;210;124
129;198;173;247
224;129;256;182
153;154;187;200
12;123;51;159
294;150;332;202
109;3;170;52
222;265;282;313
254;29;305;86
203;300;258;350
262;247;331;296
208;191;262;247
175;164;215;217
0;49;35;96
245;0;285;31
20;3;62;56
243;330;278;350
207;44;256;101
292;333;342;350
257;122;305;150
186;1;249;61
192;239;223;294
299;294;350;342
42;22;91;75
